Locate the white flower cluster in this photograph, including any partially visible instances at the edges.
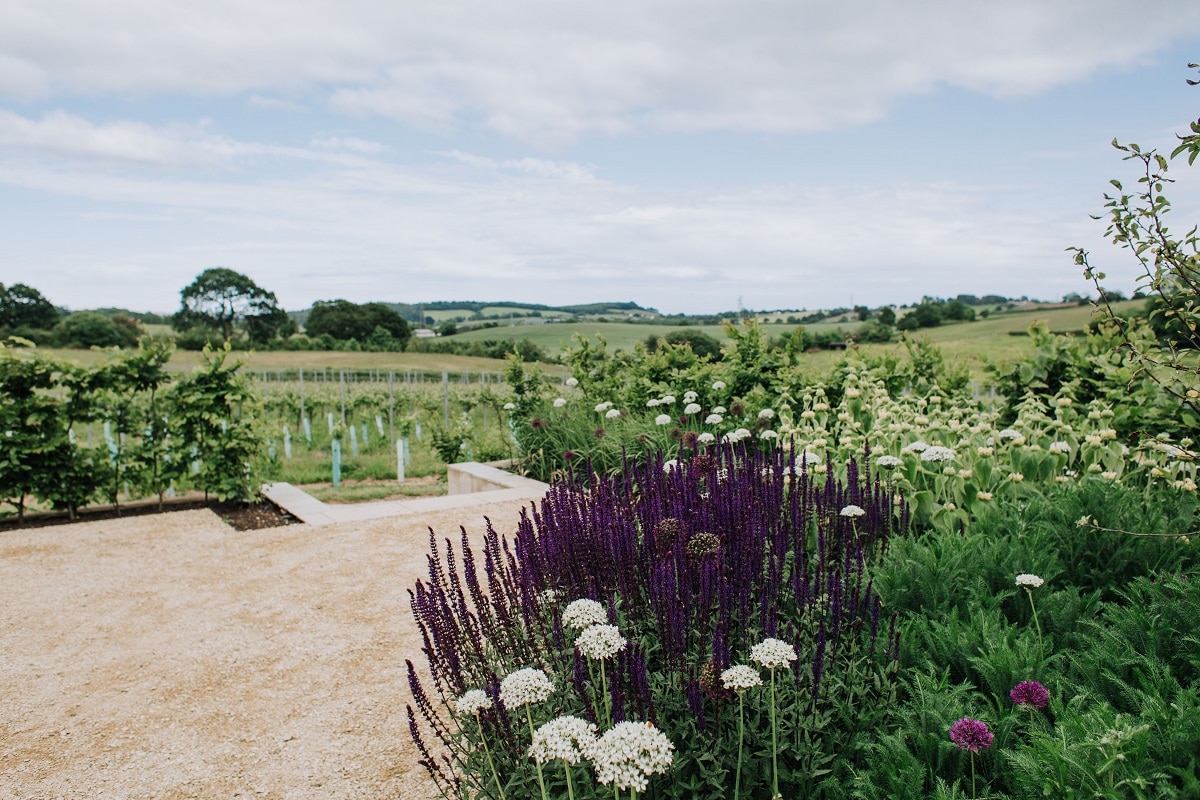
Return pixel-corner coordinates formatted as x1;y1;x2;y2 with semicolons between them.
655;414;672;426
1015;573;1044;589
683;391;698;403
606;408;621;419
662;459;679;473
712;380;726;390
712;405;727;414
456;688;493;715
759;430;778;440
697;432;716;444
920;446;956;463
647;398;661;407
758;408;775;420
500;668;555;709
723;428;752;443
683;402;702;415
705;413;723;425
590;721;675;792
998;428;1026;444
839;504;866;518
503;402;516;411
1049;441;1071;454
594;401;614;413
562;598;607;629
750;637;797;670
875;455;902;468
565;377;579;388
553;397;567;408
528;715;598;765
902;440;930;453
720;664;762;692
661;395;675;405
575;624;627;660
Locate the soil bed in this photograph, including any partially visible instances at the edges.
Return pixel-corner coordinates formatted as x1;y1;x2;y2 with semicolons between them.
0;497;296;533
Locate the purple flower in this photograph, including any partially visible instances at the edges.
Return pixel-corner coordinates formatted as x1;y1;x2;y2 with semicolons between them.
949;718;994;753
1010;680;1049;710
564;450;577;461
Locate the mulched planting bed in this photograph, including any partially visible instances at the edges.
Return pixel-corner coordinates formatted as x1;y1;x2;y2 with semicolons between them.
0;497;297;532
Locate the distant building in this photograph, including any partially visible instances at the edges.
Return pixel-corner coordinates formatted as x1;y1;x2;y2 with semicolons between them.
413;328;437;338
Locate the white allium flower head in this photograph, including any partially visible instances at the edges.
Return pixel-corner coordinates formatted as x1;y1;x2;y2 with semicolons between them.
565;377;579;388
697;432;716;444
589;721;675;792
758;408;775;420
750;637;798;670
712;406;727;415
839;504;866;518
683;391;698;403
712;381;726;390
500;668;555;709
799;451;822;466
528;715;598;765
720;664;763;692
655;413;672;426
903;440;930;453
875;455;902;468
553;397;567;408
759;430;778;440
595;401;613;412
683;402;702;415
1049;441;1071;454
920;445;956;462
456;689;493;715
562;598;607;629
575;624;627;660
661;395;676;405
998;428;1023;440
605;408;621;419
503;402;516;411
1015;573;1044;589
647;398;660;408
705;414;723;425
662;459;679;473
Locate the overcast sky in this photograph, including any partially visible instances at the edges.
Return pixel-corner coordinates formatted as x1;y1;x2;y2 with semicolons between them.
2;1;1199;315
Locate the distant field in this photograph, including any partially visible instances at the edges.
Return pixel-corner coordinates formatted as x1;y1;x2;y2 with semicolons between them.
40;347;517;375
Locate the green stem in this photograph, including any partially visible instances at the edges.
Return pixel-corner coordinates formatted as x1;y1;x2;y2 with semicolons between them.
525;706;549;800
735;693;745;800
563;761;574;800
1026;588;1043;649
970;751;976;800
479;718;505;800
600;660;612;729
770;667;780;800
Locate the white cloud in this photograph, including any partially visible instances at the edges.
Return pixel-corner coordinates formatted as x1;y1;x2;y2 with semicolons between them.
3;0;1198;141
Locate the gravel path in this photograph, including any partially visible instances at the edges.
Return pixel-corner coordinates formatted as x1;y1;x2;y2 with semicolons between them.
1;500;533;800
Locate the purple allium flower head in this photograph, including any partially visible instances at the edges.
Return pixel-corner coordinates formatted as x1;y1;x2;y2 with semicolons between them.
563;450;576;461
1010;680;1049;710
594;427;606;439
949;718;994;753
530;417;544;429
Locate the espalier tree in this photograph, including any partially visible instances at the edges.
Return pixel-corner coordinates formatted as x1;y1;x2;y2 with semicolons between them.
1071;62;1200;440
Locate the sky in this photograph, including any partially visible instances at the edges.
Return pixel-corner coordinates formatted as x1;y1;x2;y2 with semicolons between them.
2;1;1200;316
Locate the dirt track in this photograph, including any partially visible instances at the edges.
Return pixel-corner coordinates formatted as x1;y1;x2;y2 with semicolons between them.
0;500;532;799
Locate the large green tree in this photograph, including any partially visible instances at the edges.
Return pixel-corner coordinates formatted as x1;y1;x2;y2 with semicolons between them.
0;283;60;330
172;268;292;344
304;299;411;344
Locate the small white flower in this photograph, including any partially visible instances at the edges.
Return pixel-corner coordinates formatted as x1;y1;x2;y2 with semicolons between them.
1016;573;1044;589
1008;472;1025;482
903;440;929;453
749;637;797;670
759;430;778;440
799;451;823;467
589;721;675;792
720;664;763;692
1101;471;1118;481
758;408;775;420
712;381;726;390
595;401;613;413
1099;428;1117;440
605;408;621;419
998;428;1022;440
553;397;567;408
683;391;698;403
683;402;702;415
976;491;993;501
647;398;661;408
920;445;956;462
845;387;861;398
813;402;830;412
1056;397;1073;407
662;459;679;473
575;624;627;660
661;395;676;405
839;504;866;518
503;402;516;411
977;446;994;456
1049;441;1071;454
712;405;727;415
565;377;579;388
456;689;493;715
563;598;607;629
500;668;555;709
1084;434;1103;446
875;455;902;468
800;410;816;420
529;715;598;765
655;413;672;426
705;414;723;425
697;432;716;444
943;502;956;511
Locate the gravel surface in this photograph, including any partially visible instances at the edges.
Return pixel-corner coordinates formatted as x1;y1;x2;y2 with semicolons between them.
1;499;533;800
